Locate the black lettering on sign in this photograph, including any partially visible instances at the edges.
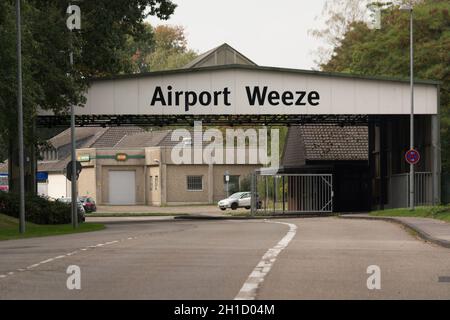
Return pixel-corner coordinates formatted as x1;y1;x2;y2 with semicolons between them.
150;86;320;111
245;86;320;107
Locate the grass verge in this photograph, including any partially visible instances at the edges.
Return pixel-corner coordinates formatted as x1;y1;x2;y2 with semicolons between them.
0;214;105;241
89;212;189;217
369;205;450;223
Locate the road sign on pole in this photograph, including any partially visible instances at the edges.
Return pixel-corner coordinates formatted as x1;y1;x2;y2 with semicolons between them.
225;170;230;197
65;161;82;181
405;148;420;165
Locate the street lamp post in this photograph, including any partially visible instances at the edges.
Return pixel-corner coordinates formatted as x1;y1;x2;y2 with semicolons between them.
400;4;415;210
66;3;81;228
15;0;26;233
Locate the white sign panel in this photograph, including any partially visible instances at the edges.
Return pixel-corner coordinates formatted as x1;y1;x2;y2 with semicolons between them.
74;68;438;116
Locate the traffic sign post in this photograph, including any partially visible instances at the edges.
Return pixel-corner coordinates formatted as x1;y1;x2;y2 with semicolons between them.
225;170;230;197
65;161;82;182
405;148;420;165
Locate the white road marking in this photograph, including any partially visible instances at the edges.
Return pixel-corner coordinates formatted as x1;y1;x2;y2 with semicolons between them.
39;258;54;264
0;236;134;280
235;221;297;300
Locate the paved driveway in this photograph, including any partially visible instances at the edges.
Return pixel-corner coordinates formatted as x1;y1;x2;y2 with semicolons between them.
0;217;449;299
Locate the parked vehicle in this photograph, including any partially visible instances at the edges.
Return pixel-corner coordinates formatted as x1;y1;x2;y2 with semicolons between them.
218;192;253;210
79;196;97;213
57;197;86;222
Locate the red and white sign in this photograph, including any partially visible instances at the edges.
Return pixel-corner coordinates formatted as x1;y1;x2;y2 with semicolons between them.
405;148;420;165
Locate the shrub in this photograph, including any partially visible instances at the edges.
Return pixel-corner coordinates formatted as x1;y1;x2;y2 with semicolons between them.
0;191;80;225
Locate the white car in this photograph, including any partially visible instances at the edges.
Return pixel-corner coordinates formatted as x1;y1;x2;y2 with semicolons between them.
218;192;252;210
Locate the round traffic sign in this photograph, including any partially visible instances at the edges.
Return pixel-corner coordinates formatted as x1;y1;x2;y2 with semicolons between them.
405;148;420;165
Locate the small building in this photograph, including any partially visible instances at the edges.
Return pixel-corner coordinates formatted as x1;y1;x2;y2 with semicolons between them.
281;125;370;212
0;126;260;206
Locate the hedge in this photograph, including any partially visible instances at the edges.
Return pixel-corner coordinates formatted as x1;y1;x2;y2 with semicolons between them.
0;192;81;225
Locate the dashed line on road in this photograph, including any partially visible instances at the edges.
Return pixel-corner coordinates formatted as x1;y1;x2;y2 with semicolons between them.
234;220;297;300
0;236;141;280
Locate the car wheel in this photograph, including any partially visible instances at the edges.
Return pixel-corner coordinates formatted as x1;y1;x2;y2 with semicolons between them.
220;207;226;211
231;202;238;210
245;206;251;210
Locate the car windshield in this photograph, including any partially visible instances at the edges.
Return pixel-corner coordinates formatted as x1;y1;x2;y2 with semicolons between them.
229;192;244;199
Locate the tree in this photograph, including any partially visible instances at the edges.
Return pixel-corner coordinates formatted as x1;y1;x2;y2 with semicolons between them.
0;0;177;192
319;0;450;173
129;24;197;72
309;0;423;67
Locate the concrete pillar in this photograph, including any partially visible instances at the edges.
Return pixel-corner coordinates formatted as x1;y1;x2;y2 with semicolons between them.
431;114;441;204
208;164;214;203
144;165;147;205
95;161;102;204
160;164;167;205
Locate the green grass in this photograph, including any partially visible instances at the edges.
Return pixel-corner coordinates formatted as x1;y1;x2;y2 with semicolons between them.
369;205;450;223
0;214;105;241
89;212;189;217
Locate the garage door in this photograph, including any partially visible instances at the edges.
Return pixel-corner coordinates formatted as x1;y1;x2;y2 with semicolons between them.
109;171;136;205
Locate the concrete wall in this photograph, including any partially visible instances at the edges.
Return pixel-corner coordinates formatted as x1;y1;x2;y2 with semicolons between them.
164;164;260;204
78;166;96;200
212;165;259;202
165;165;209;204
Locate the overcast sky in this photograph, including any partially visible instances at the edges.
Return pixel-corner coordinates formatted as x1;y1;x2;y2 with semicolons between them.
147;0;328;70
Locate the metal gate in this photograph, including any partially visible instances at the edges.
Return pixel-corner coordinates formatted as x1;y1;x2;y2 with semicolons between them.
251;173;333;214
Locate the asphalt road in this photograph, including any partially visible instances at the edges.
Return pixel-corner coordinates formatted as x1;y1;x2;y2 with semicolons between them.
0;217;449;299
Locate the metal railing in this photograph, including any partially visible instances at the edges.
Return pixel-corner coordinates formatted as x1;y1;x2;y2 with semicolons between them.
251;173;333;214
389;172;432;208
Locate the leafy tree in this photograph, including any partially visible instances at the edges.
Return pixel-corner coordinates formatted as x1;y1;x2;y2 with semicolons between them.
0;0;177;191
310;0;422;67
319;0;450;174
129;24;197;72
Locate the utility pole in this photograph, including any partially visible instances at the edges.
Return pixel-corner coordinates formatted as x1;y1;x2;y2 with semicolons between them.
16;0;26;233
409;8;415;211
66;3;81;227
400;4;415;210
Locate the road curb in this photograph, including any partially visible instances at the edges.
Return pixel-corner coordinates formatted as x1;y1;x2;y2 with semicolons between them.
87;213;338;224
174;213;338;220
339;215;450;249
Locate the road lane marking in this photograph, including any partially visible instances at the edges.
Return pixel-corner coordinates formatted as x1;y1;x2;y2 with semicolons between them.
0;237;139;280
235;220;297;300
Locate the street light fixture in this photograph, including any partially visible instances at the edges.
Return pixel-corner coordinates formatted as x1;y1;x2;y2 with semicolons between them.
399;4;415;210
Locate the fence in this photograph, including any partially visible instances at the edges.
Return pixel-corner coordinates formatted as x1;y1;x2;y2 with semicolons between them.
388;172;433;208
251;173;333;214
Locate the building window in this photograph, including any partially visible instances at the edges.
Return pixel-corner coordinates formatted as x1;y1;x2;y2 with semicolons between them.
155;176;158;191
187;175;203;191
149;176;153;191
